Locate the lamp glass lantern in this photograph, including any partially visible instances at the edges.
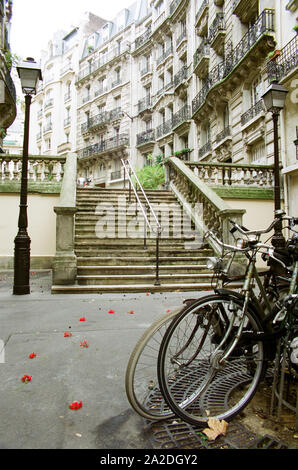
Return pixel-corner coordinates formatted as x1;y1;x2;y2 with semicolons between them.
262;81;288;113
16;57;42;95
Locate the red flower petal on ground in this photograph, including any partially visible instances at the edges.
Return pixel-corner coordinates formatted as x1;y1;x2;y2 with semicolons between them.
166;309;171;313
28;353;36;359
64;332;72;337
128;310;134;314
79;317;86;322
21;375;32;383
80;340;89;348
108;309;115;314
146;292;150;296
69;400;83;410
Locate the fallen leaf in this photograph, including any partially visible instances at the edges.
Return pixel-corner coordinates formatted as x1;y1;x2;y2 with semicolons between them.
28;352;36;359
166;309;171;313
203;417;228;441
80;340;89;348
64;332;72;337
108;309;115;314
79;317;86;322
128;310;134;314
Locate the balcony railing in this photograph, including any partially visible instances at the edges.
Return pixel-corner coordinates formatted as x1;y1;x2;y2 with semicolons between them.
192;9;274;116
174;65;188;88
267;35;298;82
95;85;108;97
64;117;71;127
134;28;151;50
157;45;173;66
176;30;187;48
141;64;152;76
216;126;231;143
193;39;210;70
81;108;122;133
43;123;52;133
156;118;173;139
78;133;129;159
169;0;181;15
138;96;152;113
241;99;265;126
209;12;226;44
199;141;212;158
195;0;208;24
44;98;54;109
111;170;122;181
137;129;155;146
77;44;130;82
172;104;191;128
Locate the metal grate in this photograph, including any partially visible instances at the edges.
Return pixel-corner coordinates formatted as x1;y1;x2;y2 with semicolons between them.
147;418;288;450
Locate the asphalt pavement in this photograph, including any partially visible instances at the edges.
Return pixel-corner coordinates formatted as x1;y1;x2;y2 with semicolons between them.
0;270;202;451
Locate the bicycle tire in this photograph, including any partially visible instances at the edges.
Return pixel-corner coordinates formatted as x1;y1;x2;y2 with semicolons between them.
157;293;265;426
125;306;184;420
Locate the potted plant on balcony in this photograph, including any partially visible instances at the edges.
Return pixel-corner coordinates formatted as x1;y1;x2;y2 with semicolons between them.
267;49;281;61
174;148;191;160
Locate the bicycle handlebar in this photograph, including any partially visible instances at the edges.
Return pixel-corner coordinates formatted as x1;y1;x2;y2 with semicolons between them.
229;213;298;237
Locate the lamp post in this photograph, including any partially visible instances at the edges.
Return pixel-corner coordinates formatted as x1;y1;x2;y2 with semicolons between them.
262;81;288;248
13;58;42;295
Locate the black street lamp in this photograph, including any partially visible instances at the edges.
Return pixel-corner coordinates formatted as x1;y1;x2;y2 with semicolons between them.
13;58;42;295
262;80;288;248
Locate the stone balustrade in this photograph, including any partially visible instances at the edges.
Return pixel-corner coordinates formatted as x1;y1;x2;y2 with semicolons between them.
164;157;245;253
0;155;65;184
186;161;275;188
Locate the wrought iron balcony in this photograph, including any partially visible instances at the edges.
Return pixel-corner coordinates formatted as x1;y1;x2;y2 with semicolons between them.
193;39;210;77
241;100;265;127
172;104;191;129
209;12;226;55
216;126;231;144
134;28;151;50
157;45;173;66
44;98;54;109
43;123;52;133
138;96;152;114
199;141;212;159
136;129;155;146
174;65;188;88
176;30;187;48
64;117;71;127
169;0;181;15
94;85;108;97
81;111;110;133
192;10;274;116
267;35;298;83
156;118;173;139
78;133;129;159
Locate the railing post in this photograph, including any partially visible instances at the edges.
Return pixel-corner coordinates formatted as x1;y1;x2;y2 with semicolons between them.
154;231;160;286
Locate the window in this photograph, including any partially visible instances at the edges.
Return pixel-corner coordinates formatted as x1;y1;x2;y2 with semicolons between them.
251;76;263;106
250;140;265;163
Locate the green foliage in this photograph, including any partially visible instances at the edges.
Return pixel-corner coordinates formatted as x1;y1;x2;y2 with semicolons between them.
4;50;19;71
135;164;165;189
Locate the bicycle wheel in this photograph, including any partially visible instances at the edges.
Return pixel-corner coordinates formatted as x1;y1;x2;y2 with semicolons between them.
125;306;184;420
157;294;265;426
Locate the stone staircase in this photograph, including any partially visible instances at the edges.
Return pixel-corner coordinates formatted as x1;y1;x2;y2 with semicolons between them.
52;188;216;293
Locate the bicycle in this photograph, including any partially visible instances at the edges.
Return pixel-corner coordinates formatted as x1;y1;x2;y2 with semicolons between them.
157;212;298;426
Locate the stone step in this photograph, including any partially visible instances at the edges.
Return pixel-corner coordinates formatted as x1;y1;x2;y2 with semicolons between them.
77;264;210;275
76;272;214;286
75;248;212;258
76;256;210;266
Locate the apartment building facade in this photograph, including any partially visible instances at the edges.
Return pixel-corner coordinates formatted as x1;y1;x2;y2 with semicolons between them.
0;0;16;149
74;0;297;205
30;13;107;158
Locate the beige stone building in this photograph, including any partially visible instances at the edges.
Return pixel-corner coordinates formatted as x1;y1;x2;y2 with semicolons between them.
30;13;106;158
74;0;297;216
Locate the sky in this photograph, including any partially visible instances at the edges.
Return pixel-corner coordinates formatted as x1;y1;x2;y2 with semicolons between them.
10;0;132;61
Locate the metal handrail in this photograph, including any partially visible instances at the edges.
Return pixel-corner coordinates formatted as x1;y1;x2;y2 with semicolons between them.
121;159;162;286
